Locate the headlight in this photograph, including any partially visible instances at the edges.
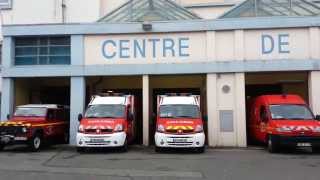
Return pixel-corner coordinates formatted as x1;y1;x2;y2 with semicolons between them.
195;125;204;133
22;127;28;133
276;126;292;132
78;125;84;133
313;126;320;132
114;124;124;132
157;125;165;132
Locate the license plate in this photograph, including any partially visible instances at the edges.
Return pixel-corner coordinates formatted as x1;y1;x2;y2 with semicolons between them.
14;137;27;141
297;143;311;147
90;138;105;143
172;138;188;143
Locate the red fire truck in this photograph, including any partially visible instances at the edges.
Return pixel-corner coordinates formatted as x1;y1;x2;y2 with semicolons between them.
0;104;69;151
76;94;137;152
248;94;320;153
154;94;205;153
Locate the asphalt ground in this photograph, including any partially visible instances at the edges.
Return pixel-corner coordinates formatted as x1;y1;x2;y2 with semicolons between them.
0;145;319;180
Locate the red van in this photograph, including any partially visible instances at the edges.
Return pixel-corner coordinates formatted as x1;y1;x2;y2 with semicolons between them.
248;94;320;153
76;94;137;152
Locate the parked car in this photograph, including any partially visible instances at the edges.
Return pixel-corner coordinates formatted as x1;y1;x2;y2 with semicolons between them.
0;104;69;151
248;94;320;153
76;94;137;152
154;94;205;153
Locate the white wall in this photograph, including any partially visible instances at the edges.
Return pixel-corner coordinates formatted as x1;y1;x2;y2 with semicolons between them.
0;0;101;25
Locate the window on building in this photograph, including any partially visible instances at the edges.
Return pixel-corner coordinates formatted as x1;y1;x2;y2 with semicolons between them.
15;36;71;65
0;0;12;9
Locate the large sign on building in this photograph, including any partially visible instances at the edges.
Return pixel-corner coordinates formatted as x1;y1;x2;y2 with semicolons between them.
84;33;207;65
84;28;311;65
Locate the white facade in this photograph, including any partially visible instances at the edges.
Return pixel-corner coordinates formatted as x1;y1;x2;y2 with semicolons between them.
1;0;320;148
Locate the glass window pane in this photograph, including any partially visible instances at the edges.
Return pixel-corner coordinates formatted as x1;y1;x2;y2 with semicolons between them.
50;37;70;45
15;47;38;56
15;57;37;65
49;46;70;55
39;56;48;65
49;56;71;65
15;36;70;65
39;47;48;55
15;38;38;46
40;37;49;45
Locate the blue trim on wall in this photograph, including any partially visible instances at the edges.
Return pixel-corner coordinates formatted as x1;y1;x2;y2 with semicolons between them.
71;35;84;65
2;37;14;68
70;77;85;145
1;78;14;121
2;59;320;77
3;16;320;36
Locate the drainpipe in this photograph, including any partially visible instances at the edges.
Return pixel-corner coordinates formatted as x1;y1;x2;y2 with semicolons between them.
148;0;154;10
62;0;66;23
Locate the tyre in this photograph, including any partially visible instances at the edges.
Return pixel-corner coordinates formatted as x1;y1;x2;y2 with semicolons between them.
0;144;5;151
63;132;69;144
196;146;205;153
28;133;42;152
267;135;279;153
155;146;162;153
76;147;85;153
312;146;320;153
120;139;128;152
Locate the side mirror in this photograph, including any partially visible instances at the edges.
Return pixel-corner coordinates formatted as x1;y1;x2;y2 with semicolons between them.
316;115;320;121
202;115;208;122
6;114;10;120
128;112;134;121
152;113;156;119
262;116;268;123
78;114;83;122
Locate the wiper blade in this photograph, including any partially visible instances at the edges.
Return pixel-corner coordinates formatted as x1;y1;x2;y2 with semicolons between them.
175;116;194;118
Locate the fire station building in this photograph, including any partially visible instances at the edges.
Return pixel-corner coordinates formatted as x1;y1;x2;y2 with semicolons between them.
1;0;320;147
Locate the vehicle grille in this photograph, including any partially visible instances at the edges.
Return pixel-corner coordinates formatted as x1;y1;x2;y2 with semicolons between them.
0;126;23;135
84;129;96;133
165;129;194;134
101;129;113;133
84;129;113;134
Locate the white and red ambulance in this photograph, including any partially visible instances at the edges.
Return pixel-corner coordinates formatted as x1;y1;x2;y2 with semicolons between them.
76;94;136;152
154;94;205;153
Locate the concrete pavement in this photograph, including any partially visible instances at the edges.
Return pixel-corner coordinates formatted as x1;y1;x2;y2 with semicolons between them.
0;145;319;180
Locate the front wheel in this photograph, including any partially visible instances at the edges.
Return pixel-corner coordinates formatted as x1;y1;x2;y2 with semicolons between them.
267;135;279;153
195;146;205;153
155;146;162;153
77;147;85;153
120;139;128;152
312;146;320;153
0;144;5;151
28;133;42;152
63;132;69;144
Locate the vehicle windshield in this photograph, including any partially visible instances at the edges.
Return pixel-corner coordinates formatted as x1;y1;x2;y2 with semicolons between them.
85;104;125;118
14;107;47;117
159;104;200;119
269;104;314;120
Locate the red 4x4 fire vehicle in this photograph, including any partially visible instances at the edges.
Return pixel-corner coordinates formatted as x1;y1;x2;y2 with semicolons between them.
0;104;69;151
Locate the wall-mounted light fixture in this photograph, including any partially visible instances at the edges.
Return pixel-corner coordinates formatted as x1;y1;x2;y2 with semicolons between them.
142;21;152;31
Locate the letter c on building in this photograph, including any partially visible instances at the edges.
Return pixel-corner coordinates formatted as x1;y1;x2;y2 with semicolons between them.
102;40;116;59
